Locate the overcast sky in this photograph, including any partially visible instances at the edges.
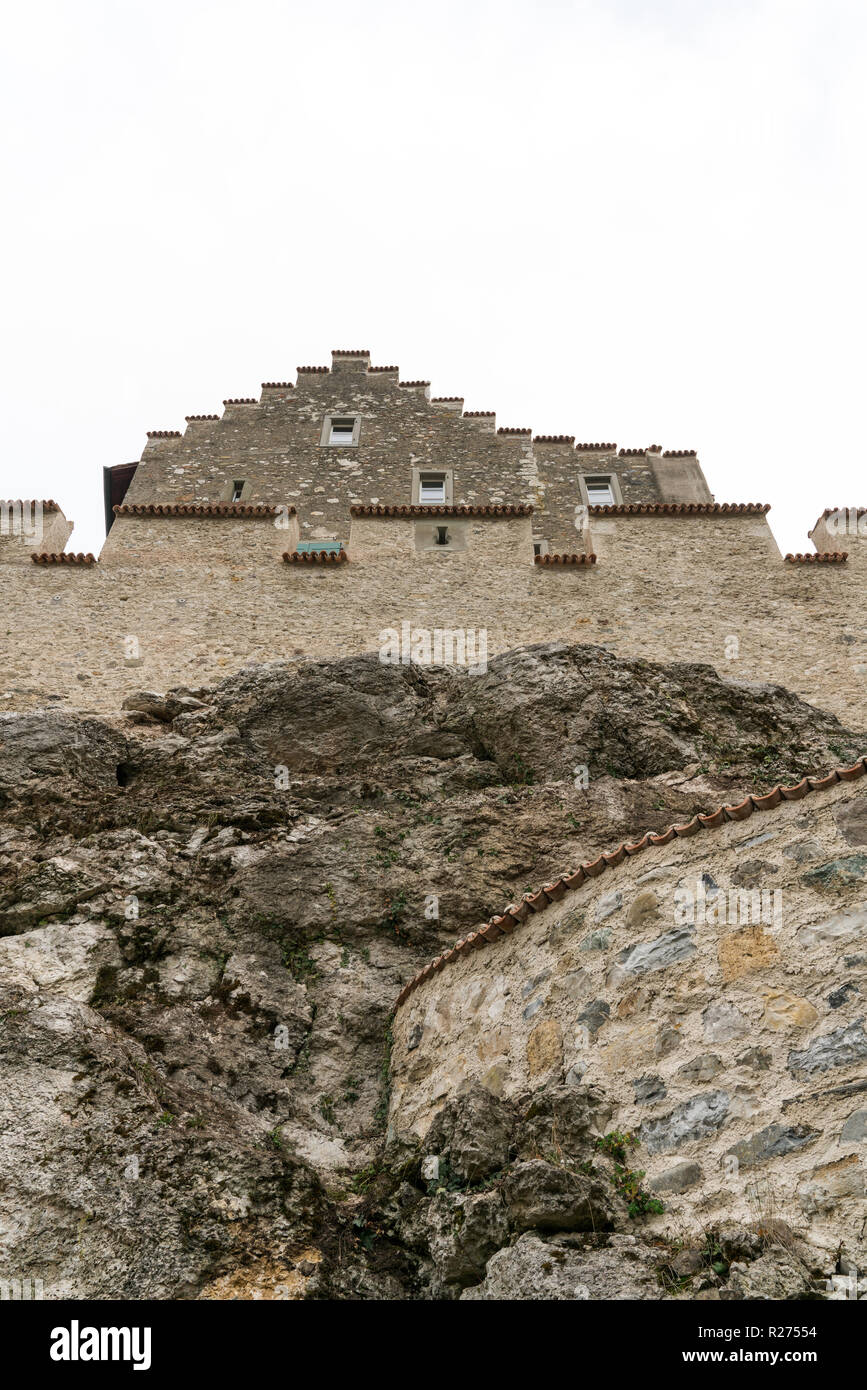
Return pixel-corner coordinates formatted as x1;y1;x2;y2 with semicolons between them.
1;0;864;556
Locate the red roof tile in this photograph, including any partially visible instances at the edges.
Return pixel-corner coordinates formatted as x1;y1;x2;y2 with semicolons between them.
785;552;848;563
497;427;532;436
31;552;96;565
534;434;575;444
399;380;430;388
223;398;257;406
368;365;399;373
331;348;370;356
588;503;770;516
575;443;616;451
662;449;697;457
463;410;495;417
393;754;867;1010
283;549;348;565
146;430;182;439
297;365;330;373
114;503;291;518
350;504;533;517
534;552;597;565
185;414;219;421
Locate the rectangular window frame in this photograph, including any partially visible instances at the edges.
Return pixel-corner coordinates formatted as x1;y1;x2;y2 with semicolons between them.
412;467;453;506
579;473;622;507
320;415;362;447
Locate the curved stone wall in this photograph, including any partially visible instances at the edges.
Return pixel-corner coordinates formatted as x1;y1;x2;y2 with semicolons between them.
390;774;867;1263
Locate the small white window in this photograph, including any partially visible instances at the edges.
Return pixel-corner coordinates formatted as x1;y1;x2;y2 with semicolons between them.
231;480;245;502
329;419;356;445
585;476;616;505
419;473;447;504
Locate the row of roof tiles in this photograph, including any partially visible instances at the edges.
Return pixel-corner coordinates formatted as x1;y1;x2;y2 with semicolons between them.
785;552;849;564
283;549;349;565
30;552;97;565
534;552;597;565
114;503;290;518
350;503;534;517
394;755;867;1011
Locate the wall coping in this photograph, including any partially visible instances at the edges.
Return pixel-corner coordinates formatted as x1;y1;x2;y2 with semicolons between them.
394;755;867;1011
350;504;533;518
113;503;291;518
588;502;770;516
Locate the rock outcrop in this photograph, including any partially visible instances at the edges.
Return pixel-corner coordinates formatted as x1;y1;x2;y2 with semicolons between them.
0;645;863;1298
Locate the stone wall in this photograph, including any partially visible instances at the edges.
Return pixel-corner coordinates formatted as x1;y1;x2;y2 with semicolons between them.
118;351;710;553
0;506;864;723
389;773;867;1264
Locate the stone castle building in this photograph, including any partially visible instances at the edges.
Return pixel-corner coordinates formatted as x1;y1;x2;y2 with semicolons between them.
0;347;864;720
1;348;866;1286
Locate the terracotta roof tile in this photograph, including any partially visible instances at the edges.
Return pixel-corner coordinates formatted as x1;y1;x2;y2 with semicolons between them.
283;548;348;564
534;552;597;566
146;430;182;439
393;753;867;1011
350;503;533;517
575;443;616;451
185;414;219;421
31;552;96;565
398;380;430;388
534;434;575;444
223;398;257;405
497;427;532;436
297;365;330;374
431;397;464;403
785;552;848;564
463;410;495;417
331;348;370;356
618;447;647;456
662;449;697;457
588;503;771;516
261;382;295;389
114;503;291;518
368;365;399;373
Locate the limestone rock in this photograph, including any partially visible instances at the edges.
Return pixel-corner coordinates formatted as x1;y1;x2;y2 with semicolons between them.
461;1232;660;1300
424;1082;515;1183
503;1160;614;1232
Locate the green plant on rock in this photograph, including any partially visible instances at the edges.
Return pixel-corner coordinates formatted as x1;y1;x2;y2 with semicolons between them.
595;1130;664;1219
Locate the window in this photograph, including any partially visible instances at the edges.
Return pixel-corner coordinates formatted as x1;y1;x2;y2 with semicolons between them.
419;472;447;504
231;480;245;502
584;475;616;506
329;419;355;445
533;540;549;557
435;525;450;546
320;415;361;447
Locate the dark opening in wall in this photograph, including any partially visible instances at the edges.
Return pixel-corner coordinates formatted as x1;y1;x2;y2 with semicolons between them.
116;763;136;786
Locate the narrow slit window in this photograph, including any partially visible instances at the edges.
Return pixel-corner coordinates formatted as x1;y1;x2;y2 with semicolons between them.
231;480;245;502
435;525;450;546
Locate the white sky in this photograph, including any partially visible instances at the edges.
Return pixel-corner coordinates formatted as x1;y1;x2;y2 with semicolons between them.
1;0;864;556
